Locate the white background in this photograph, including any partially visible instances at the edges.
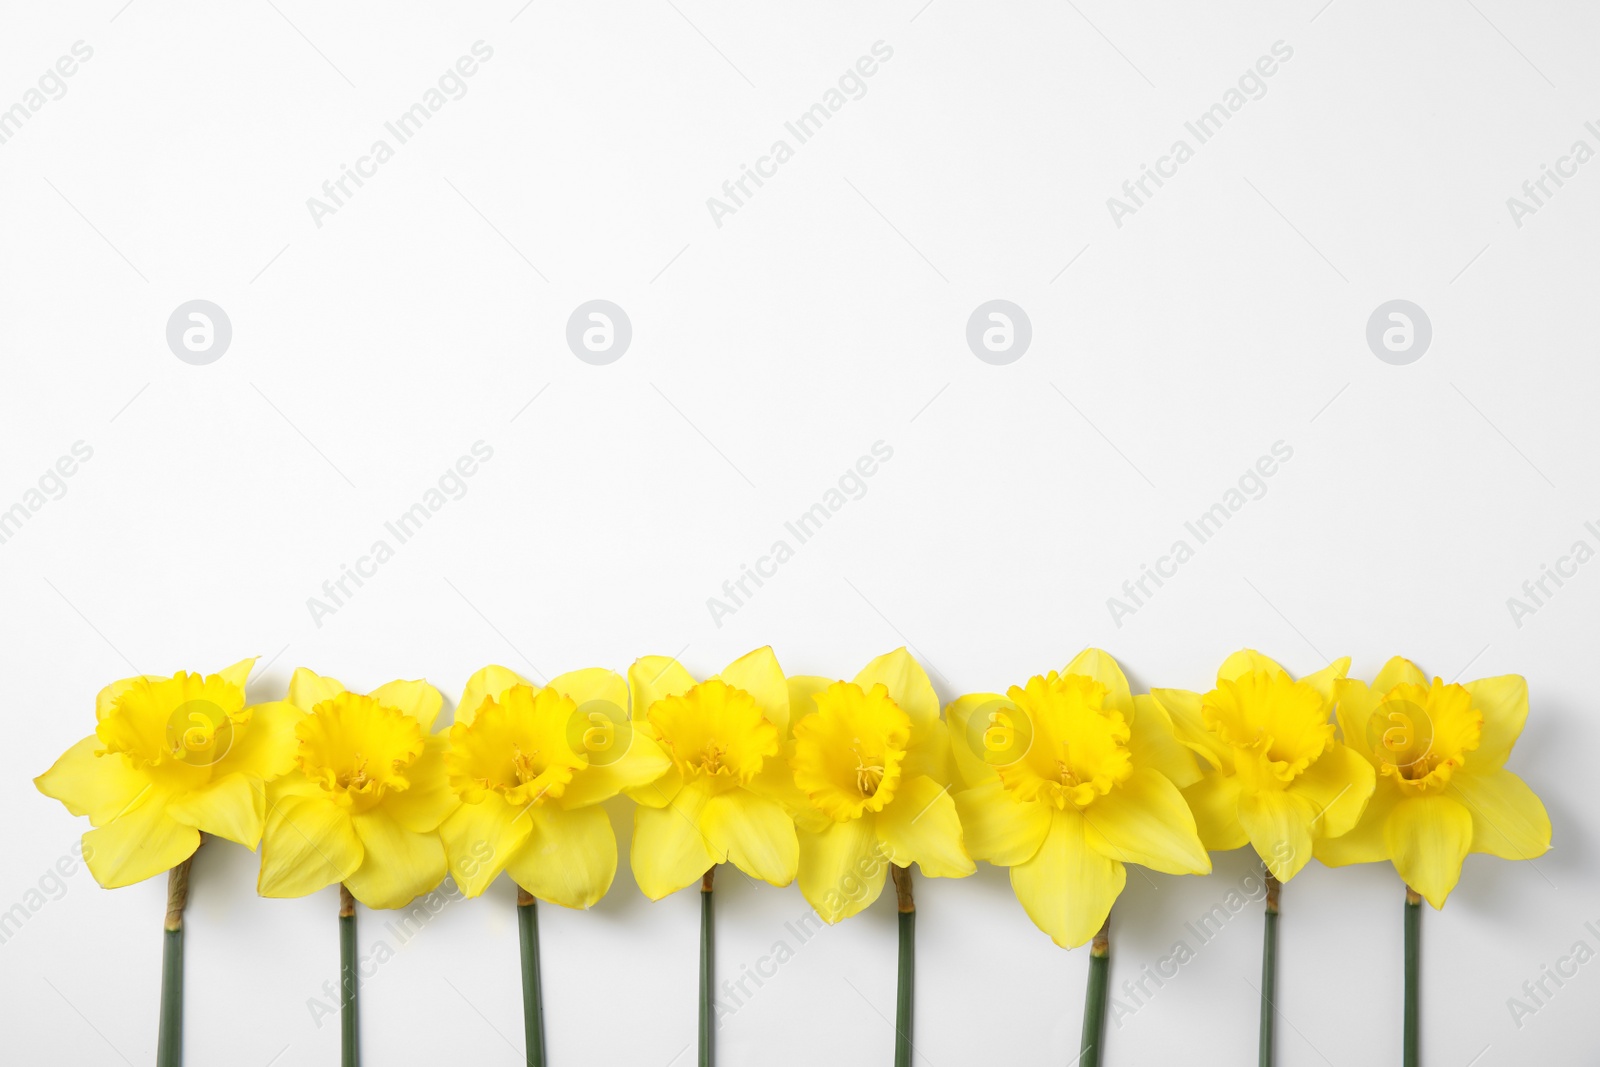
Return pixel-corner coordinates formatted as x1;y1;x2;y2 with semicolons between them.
1;1;1594;1064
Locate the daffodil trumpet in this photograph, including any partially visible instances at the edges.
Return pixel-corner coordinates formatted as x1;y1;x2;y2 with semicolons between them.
156;851;194;1067
892;865;915;1067
1258;870;1281;1067
517;887;547;1067
1081;918;1111;1067
339;884;360;1067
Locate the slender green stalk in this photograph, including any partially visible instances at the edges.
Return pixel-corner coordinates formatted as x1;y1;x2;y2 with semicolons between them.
700;867;715;1067
892;865;915;1067
1079;917;1110;1067
340;884;360;1067
156;854;193;1067
517;887;546;1067
1259;871;1281;1067
1404;885;1421;1067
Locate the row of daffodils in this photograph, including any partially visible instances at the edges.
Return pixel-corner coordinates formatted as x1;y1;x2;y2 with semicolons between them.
37;647;1550;1067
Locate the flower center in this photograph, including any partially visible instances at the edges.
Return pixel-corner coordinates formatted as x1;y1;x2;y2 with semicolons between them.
1370;680;1481;795
648;679;777;787
445;684;585;806
96;672;249;775
997;673;1132;809
297;693;425;810
791;681;911;821
1201;670;1333;787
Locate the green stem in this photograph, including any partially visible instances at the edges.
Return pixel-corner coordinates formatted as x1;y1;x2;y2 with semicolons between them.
340;884;360;1067
700;867;715;1067
1079;917;1110;1067
1259;871;1281;1067
892;865;915;1067
156;855;192;1067
1404;885;1421;1067
518;888;546;1067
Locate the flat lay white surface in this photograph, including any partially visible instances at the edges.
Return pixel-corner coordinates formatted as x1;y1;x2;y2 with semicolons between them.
1;1;1594;1064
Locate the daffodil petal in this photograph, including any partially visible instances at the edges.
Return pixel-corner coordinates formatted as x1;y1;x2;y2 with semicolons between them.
1010;807;1126;949
1286;742;1375;839
508;803;617;909
1151;688;1228;769
1298;658;1351;703
1237;789;1315;881
876;775;973;878
258;792;362;898
1083;769;1210;875
902;718;953;783
715;647;790;735
1462;675;1528;770
457;665;529;727
344;807;448;909
852;648;938;726
945;694;1008;788
384;735;457;833
631;777;717;899
214;700;301;783
1451;768;1550;861
627;763;684;810
167;773;265;849
288;667;345;713
35;737;151;826
1181;773;1249;851
548;667;627;711
1064;648;1134;718
1129;695;1201;789
82;793;200;889
1385;795;1473;909
701;788;798;887
369;680;443;731
440;793;529;897
1314;786;1399;867
1333;679;1377;762
1373;656;1428;694
953;779;1051;865
787;675;832;732
798;817;886;922
1218;650;1286;682
217;657;257;693
629;657;698;722
559;732;672;810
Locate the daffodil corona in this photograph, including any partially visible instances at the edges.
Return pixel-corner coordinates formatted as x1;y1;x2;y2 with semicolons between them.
1153;650;1375;882
948;650;1210;949
257;669;456;909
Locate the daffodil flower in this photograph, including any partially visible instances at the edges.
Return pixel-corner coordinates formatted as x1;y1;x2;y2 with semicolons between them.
787;648;972;922
1152;650;1375;883
948;649;1210;949
36;658;298;887
1313;657;1550;907
257;668;456;909
439;664;671;906
627;647;800;899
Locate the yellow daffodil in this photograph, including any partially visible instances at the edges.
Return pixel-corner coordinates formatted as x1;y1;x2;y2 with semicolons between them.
1313;658;1551;908
627;647;799;899
1152;650;1375;883
257;669;456;909
786;649;973;922
438;665;671;907
35;659;299;888
947;649;1210;948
